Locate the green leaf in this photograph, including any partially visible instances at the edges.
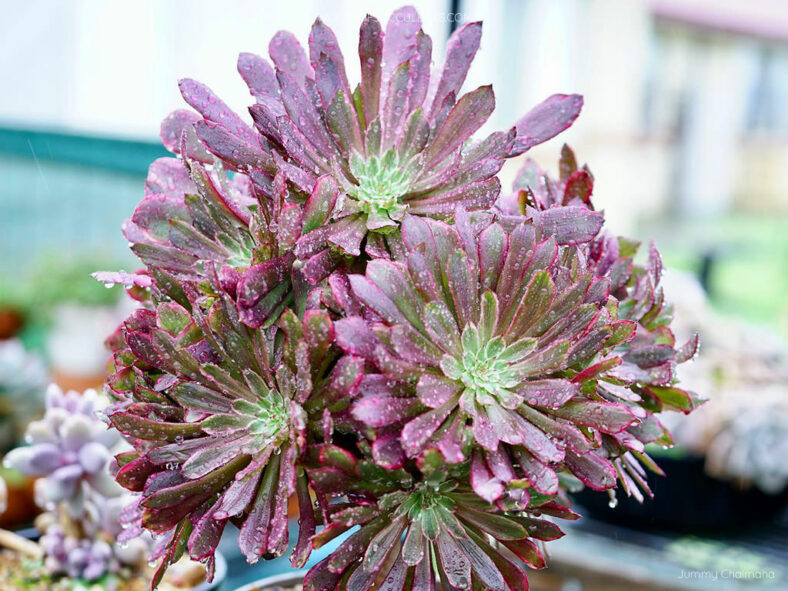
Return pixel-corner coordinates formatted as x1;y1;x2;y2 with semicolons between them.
646;386;694;413
456;507;527;540
157;302;192;336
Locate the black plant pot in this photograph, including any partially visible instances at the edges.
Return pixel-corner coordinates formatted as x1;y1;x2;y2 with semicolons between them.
572;454;788;532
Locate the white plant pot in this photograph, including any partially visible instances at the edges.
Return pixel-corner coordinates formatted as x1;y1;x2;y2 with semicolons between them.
233;571;306;591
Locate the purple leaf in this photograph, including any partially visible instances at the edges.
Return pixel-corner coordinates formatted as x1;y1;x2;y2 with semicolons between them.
359;15;383;126
510;94;584;156
429;21;482;116
92;270;152;289
237;52;280;104
424;86;495;169
372;433;406;469
178;79;257;146
531;205;603;245
553;400;637;433
160;109;213;162
564;450;616;491
269;30;313;88
352;395;418;428
517;379;579;409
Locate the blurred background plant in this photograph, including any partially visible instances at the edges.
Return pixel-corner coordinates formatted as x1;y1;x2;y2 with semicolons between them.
1;386;150;587
0;340;48;530
0;339;48;454
0;386;210;590
660;270;788;495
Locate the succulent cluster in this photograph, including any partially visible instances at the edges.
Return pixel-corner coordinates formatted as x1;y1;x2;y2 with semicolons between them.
5;386;120;517
4;385;149;582
40;525;120;582
100;7;700;591
704;392;788;494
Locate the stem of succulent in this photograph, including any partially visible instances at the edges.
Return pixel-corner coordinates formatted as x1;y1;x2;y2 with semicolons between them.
56;505;84;539
0;528;43;558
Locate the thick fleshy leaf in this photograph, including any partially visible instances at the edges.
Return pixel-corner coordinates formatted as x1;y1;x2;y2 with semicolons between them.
237;52;280;104
359;15;383;127
553;400;637;433
401;397;458;457
110;412;203;443
429;21;482;115
564;450;616;490
471;450;504;503
179;79;257;146
510;94;584;156
195;120;272;171
516;379;579;409
353;395;418;428
531;206;603;245
436;532;472;589
160;110;213;162
563;170;593;205
424;85;495;168
269;30;313;88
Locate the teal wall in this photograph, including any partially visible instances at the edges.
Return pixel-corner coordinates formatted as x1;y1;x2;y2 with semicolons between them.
0;127;168;278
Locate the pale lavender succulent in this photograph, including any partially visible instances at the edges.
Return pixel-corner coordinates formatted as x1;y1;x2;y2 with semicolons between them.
40;524;120;581
4;385;122;516
4;385;155;583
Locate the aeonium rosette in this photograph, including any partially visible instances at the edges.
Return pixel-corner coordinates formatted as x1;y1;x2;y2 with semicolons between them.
164;7;583;283
336;209;699;509
105;286;357;585
304;447;577;591
97;5;703;590
103;151;307;329
496;145;703;500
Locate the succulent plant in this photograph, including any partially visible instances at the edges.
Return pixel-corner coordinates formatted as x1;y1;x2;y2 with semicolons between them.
0;338;48;452
3;385;156;583
112;6;584;332
5;385;122;517
495;146;704;500
107;297;349;585
338;212;631;502
99;6;701;590
704;394;788;494
40;524;120;581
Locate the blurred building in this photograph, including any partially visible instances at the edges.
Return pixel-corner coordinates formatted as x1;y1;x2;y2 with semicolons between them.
1;0;786;327
459;0;788;227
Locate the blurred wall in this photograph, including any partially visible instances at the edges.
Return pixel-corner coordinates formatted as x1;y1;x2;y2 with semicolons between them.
2;0;787;239
0;0;451;137
4;0;786;231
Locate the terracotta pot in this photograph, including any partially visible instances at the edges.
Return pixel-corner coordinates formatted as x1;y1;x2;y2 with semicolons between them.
0;473;38;530
51;369;107;393
233;572;305;591
0;309;24;340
